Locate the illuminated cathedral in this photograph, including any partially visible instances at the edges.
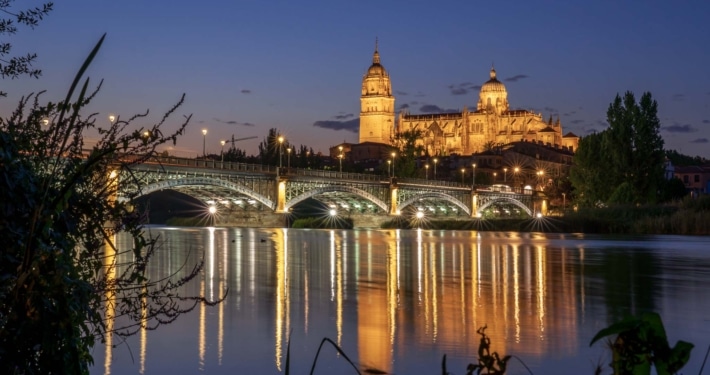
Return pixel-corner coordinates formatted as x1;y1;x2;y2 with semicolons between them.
358;45;578;155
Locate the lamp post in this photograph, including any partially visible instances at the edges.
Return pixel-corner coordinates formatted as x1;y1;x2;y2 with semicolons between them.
562;193;566;212
338;145;343;172
108;114;116;124
220;140;226;163
503;167;507;183
433;158;438;180
387;160;391;177
202;129;207;158
391;152;396;178
537;170;544;189
514;167;519;185
278;135;284;168
461;168;465;184
425;164;429;180
472;163;477;188
287;147;292;170
493;172;497;182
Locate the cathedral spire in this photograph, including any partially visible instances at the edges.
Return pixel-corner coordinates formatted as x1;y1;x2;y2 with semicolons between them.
373;37;380;65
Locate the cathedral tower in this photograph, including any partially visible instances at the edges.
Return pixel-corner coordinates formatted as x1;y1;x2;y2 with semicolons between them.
359;41;395;144
477;67;509;115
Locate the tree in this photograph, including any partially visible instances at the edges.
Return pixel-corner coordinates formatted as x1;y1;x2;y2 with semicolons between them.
605;91;665;204
0;1;53;96
0;35;219;374
570;92;665;206
391;129;425;178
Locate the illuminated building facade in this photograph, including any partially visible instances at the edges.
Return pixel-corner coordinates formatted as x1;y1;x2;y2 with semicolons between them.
359;46;579;155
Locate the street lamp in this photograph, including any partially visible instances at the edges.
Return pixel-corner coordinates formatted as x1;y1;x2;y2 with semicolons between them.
287;147;292;170
425;164;429;180
433;158;438;180
387;159;391;177
493;172;497;182
220;140;226;163
472;163;477;188
503;167;508;183
108;113;116;124
461;168;465;184
202;129;207;158
391;152;396;178
514;167;520;186
278;135;284;168
338;145;343;172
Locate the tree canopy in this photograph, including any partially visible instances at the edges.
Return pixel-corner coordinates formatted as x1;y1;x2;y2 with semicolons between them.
570;91;666;206
0;1;53;96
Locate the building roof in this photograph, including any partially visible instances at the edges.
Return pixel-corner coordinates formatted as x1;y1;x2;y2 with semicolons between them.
480;67;507;93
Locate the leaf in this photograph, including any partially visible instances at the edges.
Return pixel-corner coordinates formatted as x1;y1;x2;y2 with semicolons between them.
589;316;643;347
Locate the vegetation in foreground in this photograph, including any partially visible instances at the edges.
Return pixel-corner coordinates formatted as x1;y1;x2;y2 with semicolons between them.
287;312;697;375
0;34;220;374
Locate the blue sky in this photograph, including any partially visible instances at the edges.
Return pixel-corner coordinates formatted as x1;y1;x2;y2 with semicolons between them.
3;0;710;158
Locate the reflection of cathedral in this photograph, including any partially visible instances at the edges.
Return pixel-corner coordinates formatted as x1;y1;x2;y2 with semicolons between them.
359;45;579;155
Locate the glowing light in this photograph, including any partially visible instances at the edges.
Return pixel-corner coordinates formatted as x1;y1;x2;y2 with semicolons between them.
108;113;117;123
208;205;217;214
416;211;424;219
536;212;543;218
329;209;337;216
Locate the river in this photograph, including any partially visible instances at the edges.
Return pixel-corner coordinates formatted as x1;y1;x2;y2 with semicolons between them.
90;227;710;374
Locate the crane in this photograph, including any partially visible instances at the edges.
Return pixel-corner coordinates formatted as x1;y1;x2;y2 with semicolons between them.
220;134;257;162
224;134;257;145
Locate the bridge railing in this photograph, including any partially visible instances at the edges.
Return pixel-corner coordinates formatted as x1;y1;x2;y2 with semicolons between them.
143;155;278;173
287;168;384;182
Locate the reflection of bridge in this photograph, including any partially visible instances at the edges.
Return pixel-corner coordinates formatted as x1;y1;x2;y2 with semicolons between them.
119;155;548;223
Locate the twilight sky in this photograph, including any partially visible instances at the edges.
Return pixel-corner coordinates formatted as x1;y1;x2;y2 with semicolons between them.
3;0;710;158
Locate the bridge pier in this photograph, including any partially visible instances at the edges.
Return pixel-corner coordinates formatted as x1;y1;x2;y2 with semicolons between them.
389;184;399;215
471;192;479;218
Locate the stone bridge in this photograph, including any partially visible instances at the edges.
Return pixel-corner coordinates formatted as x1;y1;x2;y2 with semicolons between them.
118;155;548;226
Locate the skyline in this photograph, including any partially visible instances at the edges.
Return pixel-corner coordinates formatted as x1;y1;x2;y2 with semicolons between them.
2;1;710;158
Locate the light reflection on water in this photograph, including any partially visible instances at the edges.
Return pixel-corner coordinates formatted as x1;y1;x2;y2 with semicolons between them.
91;228;710;375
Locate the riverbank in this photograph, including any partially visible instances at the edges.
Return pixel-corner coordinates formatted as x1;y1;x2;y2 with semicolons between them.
379;196;710;235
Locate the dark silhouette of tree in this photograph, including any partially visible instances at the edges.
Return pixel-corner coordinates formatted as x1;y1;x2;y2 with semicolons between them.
570;92;665;206
0;1;53;96
0;35;221;374
391;129;425;178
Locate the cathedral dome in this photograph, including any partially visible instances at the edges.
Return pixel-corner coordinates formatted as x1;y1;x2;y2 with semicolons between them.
480;68;506;93
365;50;388;78
477;67;509;114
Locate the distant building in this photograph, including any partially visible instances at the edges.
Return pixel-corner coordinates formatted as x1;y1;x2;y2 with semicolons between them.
358;44;579;155
674;165;710;196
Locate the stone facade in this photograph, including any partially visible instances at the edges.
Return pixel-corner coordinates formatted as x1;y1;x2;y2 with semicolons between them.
359;46;578;155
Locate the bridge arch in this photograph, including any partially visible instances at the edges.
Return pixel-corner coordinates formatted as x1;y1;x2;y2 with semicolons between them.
285;185;389;213
399;192;471;216
132;176;275;210
477;196;533;217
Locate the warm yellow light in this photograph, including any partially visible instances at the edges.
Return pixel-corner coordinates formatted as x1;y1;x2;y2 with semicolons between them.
287;148;292;154
143;131;150;138
202;129;207;136
278;136;284;144
108;114;117;123
221;140;226;146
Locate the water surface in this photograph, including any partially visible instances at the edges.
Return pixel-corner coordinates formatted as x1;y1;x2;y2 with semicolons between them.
91;228;710;374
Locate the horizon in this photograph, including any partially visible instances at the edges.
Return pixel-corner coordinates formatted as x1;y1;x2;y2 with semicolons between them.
2;1;709;159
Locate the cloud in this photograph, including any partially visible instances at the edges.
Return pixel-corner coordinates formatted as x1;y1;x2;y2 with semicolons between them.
241;89;252;94
414;91;426;97
663;123;697;133
398;103;410;110
419;104;459;113
596;120;608;127
313;118;359;133
395;90;409;96
334;112;354;120
543;106;557;113
690;138;709;143
672;93;684;101
702;119;710;124
563;111;576;117
570;119;584;125
448;82;480;96
213;118;255;127
504;74;529;82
